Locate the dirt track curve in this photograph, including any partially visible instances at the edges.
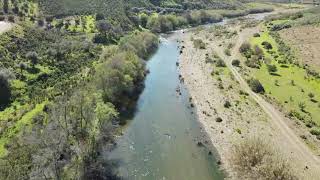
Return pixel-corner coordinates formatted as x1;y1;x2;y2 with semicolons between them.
214;26;320;175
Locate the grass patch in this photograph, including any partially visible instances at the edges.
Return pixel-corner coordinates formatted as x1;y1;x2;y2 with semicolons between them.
248;24;320;127
0;101;47;157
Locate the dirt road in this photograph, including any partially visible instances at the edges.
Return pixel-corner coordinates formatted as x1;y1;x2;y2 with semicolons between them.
179;10;320;178
215;26;320;175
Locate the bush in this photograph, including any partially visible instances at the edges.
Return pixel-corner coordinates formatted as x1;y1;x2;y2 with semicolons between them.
224;49;231;56
248;78;265;94
239;42;251;54
216;58;226;67
310;127;320;136
253;33;260;37
253;45;264;59
232;59;240;67
119;31;158;59
8;15;15;22
193;39;206;49
26;51;39;66
232;138;297;180
262;41;273;50
267;64;277;74
308;93;315;99
224;100;231;108
0;68;14;109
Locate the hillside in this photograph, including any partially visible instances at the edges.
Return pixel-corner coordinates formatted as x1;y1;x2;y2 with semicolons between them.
37;0;243;17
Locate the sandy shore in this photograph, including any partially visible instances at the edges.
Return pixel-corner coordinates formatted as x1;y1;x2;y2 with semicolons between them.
176;16;320;179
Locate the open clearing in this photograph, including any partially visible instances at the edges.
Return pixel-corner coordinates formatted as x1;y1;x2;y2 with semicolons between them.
250;27;320;128
0;22;13;34
179;9;320;179
280;26;320;69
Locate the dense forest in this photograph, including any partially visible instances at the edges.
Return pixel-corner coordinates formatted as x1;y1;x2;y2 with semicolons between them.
0;0;277;179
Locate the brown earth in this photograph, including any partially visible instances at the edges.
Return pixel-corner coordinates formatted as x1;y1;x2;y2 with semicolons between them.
177;14;320;179
280;25;320;70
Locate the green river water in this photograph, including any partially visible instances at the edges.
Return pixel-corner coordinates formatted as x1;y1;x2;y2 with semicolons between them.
108;12;271;180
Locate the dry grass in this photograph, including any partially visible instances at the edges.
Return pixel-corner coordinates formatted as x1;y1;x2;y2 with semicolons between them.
231;137;298;180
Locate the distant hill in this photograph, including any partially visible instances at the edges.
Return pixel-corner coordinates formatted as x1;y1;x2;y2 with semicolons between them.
38;0;242;18
37;0;243;28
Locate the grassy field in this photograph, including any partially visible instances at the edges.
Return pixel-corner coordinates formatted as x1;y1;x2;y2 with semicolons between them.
248;24;320;132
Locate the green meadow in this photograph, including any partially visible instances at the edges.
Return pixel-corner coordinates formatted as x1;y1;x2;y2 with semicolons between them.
249;25;320;131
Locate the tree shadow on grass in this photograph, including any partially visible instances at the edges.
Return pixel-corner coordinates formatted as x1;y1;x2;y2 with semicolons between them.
270;72;281;76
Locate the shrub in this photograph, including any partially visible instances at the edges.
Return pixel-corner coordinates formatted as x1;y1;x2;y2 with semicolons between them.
248;78;265;94
119;31;158;60
216;58;226;67
267;64;277;74
216;117;223;122
0;68;14;109
38;19;45;27
308;93;315;99
253;33;260;37
96;13;105;20
239;42;251;54
26;51;39;67
0;15;5;21
299;102;306;111
288;110;304;121
232;138;297;180
224;100;231;108
8;15;15;22
193;39;206;49
253;45;264;59
224;49;231;56
232;59;240;67
310;127;320;136
261;41;272;50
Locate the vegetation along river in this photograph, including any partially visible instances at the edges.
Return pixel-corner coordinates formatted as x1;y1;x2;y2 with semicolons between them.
108;12;272;180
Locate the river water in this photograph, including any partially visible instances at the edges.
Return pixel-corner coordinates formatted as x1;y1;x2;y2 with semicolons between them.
108;12;272;180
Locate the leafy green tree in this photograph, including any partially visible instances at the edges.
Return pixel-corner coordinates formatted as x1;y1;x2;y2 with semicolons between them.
248;78;265;94
139;13;148;28
232;59;240;67
26;51;39;67
3;0;9;14
18;62;27;74
267;64;277;74
0;68;14;109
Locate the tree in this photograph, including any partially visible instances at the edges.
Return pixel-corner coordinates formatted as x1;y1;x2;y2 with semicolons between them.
262;41;273;50
239;42;251;54
3;0;9;14
267;64;277;74
254;45;264;59
96;20;112;35
18;62;27;74
232;59;240;67
308;93;315;99
139;13;148;28
239;42;252;59
95;13;105;21
248;78;265;94
0;68;14;109
26;51;39;67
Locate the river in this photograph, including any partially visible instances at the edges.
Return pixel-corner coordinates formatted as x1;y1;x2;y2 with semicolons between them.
108;12;273;180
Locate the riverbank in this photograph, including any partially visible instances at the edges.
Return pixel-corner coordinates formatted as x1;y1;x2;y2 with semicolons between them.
178;9;320;179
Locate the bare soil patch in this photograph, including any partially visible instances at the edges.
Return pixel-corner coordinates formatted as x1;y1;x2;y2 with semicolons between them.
280;25;320;70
